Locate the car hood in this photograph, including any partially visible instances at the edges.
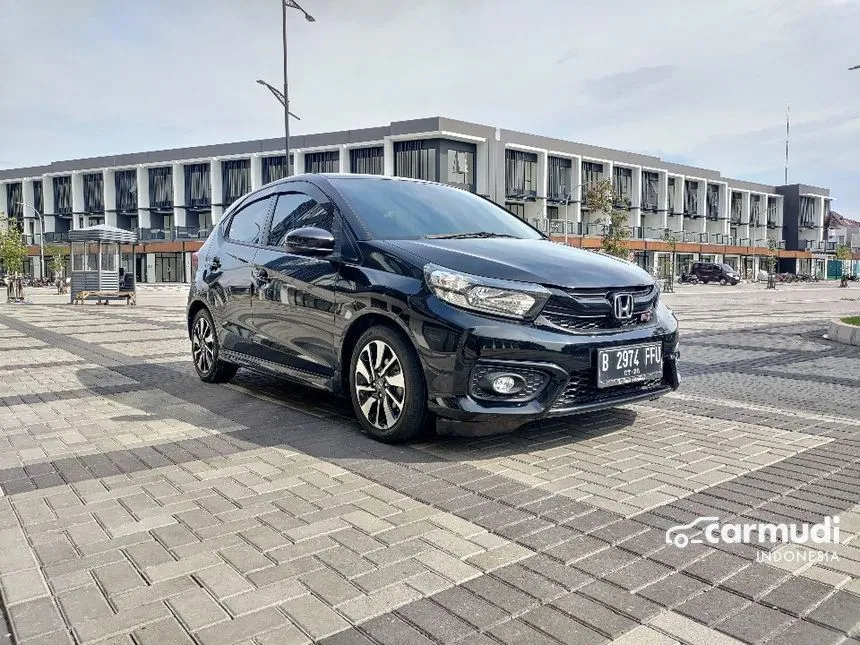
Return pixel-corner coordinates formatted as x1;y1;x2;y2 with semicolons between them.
374;238;654;289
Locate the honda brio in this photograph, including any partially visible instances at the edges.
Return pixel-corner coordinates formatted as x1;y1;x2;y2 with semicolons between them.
187;174;679;442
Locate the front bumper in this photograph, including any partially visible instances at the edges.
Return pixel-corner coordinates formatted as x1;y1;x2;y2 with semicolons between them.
417;298;680;435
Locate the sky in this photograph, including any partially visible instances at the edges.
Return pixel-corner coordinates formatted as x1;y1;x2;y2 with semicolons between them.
1;0;859;214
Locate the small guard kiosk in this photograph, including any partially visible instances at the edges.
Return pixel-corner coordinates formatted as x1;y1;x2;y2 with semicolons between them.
69;225;138;305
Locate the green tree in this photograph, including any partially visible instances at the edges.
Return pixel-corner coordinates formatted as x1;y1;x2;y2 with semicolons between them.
46;245;68;280
836;244;852;287
586;179;630;259
0;212;27;277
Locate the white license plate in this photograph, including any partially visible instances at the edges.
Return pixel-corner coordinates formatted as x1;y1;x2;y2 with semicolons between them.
597;343;663;388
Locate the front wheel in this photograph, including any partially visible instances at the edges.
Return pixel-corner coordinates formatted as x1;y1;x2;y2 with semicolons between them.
191;309;238;383
349;326;431;443
719;278;727;286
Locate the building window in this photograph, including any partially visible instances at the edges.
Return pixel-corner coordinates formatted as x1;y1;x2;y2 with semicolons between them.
667;177;676;214
684;180;699;216
581;161;603;207
447;147;475;191
547;156;572;202
33;181;43;216
613;167;632;207
767;197;778;227
83;173;104;214
730;191;742;223
641;171;658;211
505;150;538;199
546;206;559;220
154;252;185;283
222;159;250;208
350;147;384;175
799;196;816;228
304;151;339;174
749;195;762;226
262;155;294;184
53;176;72;215
184;163;211;210
505;202;526;219
395;140;437;181
148;167;173;210
6;182;23;221
115;170;137;214
706;184;720;219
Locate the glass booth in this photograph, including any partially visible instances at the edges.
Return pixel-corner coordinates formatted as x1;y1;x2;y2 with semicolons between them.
68;225;138;303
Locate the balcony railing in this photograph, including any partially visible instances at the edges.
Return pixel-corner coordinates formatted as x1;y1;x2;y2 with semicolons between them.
767;219;778;229
805;240;837;252
43;232;70;243
136;227;212;242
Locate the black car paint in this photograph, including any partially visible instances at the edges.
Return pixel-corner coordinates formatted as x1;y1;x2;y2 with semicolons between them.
188;174;680;434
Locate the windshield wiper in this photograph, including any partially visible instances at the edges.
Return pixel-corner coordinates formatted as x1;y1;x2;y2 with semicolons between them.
423;232;520;240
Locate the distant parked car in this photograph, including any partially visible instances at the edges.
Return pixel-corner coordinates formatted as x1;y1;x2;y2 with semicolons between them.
689;262;739;285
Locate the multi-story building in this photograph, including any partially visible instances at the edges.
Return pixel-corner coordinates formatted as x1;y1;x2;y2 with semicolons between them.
0;116;836;282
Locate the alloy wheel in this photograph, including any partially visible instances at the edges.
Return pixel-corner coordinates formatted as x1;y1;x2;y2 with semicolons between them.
355;339;406;430
192;316;215;375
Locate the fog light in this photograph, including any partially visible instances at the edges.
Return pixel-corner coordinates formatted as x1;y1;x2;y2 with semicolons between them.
492;375;517;394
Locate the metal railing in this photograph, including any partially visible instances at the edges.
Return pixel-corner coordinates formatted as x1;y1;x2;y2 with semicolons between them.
43;232;70;243
135;227;212;242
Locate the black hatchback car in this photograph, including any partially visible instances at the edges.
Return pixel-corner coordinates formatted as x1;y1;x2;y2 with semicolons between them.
187;174;680;442
688;262;739;285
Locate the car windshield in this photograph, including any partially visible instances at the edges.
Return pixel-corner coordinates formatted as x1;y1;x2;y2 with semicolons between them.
329;177;544;241
720;264;736;272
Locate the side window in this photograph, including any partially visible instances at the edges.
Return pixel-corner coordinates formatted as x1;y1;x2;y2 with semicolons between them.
226;196;273;245
268;192;334;247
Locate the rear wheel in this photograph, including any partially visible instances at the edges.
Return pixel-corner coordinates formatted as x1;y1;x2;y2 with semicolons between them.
349;326;431;443
719;278;727;285
191;309;238;383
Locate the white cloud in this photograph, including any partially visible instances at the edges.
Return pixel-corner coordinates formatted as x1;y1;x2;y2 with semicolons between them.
0;0;858;213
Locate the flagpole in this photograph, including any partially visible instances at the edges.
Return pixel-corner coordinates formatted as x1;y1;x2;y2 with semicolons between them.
784;105;790;185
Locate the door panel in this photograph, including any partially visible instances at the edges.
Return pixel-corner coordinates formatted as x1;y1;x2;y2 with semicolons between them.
249;187;339;379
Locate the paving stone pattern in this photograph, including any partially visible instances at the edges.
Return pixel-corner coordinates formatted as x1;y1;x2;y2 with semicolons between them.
0;286;858;644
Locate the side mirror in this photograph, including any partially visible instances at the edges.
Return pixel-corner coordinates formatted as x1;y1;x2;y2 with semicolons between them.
284;227;335;255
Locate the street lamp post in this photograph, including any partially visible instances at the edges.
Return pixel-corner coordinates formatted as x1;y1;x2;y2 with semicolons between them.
17;202;45;280
278;0;315;177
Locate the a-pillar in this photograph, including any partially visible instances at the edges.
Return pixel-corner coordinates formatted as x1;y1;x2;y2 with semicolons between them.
104;170;117;227
172;162;186;228
209;159;222;225
250;154;263;190
71;172;84;230
136;166;151;230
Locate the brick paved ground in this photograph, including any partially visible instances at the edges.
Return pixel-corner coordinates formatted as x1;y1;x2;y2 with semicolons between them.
0;283;858;644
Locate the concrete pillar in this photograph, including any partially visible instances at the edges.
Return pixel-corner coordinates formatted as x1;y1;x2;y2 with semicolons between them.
136;166;151;230
104;170;117;227
475;141;489;197
0;181;7;216
173;162;186;228
146;252;156;283
250;154;263;190
383;138;394;176
209;159;222;224
293;151;306;177
22;180;35;241
42;177;55;218
184;252;192;283
630;166;642;233
570;155;582;232
339;146;349;174
71;172;84;230
658;171;668;230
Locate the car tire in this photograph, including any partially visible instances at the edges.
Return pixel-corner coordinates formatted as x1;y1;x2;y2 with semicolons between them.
719;278;727;285
191;308;238;383
349;325;431;443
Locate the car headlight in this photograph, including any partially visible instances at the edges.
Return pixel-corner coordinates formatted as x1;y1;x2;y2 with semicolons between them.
424;264;550;319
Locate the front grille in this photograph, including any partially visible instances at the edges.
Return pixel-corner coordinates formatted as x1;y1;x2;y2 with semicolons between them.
469;365;548;402
539;285;657;333
550;369;665;411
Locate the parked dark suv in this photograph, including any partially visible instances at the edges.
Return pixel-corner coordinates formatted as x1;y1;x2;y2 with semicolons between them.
187;175;680;442
688;262;739;285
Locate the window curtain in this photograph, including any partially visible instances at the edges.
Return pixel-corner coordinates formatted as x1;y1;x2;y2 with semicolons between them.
504;150;537;197
641;172;658;210
148;167;173;210
447;148;475;191
750;195;761;226
731;192;742;222
767;197;778;225
262;155;294;184
667;177;676;213
684;180;699;215
53;176;72;215
706;184;720;219
184;164;211;209
83;173;104;213
115;170;137;213
547;156;572;201
800;197;814;227
394;141;437;181
222;159;250;207
304;151;340;174
350;147;384;175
